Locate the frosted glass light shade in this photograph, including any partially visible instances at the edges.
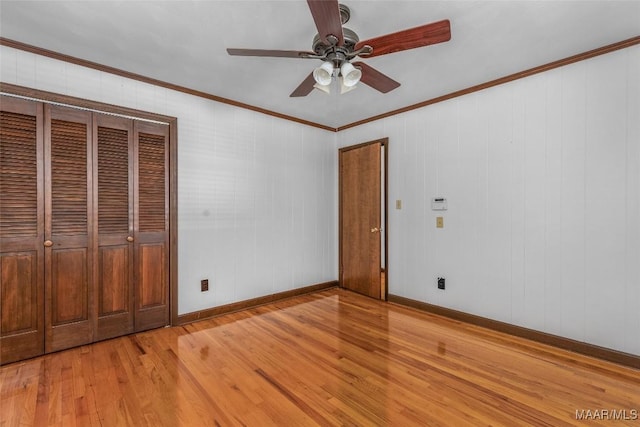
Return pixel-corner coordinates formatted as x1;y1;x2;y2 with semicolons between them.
313;61;334;86
340;62;362;87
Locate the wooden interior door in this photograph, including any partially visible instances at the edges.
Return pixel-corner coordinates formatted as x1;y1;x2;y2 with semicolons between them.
134;121;169;332
339;141;382;299
0;97;45;364
44;105;94;352
94;114;134;341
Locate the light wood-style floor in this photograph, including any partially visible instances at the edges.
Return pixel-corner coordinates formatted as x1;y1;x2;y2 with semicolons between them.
1;288;639;426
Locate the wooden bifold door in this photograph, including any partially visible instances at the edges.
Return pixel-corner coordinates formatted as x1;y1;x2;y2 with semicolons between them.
0;96;169;365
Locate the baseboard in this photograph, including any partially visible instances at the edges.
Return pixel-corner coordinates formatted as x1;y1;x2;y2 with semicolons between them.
388;294;640;370
176;281;338;325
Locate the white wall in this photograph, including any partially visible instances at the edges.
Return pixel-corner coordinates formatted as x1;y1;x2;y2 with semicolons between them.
338;45;640;356
2;42;638;356
0;45;338;315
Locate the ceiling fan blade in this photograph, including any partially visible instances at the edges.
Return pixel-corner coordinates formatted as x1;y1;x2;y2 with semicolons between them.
227;48;317;58
355;19;451;58
353;62;401;93
307;0;344;46
290;72;317;97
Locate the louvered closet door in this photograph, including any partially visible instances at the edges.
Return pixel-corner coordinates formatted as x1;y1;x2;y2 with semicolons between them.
134;121;169;331
44;105;94;353
94;114;134;340
0;97;44;364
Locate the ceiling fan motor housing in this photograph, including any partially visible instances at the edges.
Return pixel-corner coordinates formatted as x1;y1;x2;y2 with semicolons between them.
312;27;359;66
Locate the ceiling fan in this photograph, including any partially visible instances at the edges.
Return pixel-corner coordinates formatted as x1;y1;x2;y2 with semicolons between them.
227;0;451;97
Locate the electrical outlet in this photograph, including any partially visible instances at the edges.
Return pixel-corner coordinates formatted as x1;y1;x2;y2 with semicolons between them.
201;279;209;292
437;277;445;290
436;216;444;228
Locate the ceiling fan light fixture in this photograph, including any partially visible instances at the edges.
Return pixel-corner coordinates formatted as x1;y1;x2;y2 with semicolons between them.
340;62;362;87
313;61;334;86
228;3;451;98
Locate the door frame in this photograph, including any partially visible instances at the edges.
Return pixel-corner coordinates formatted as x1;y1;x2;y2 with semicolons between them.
338;137;389;300
0;83;179;327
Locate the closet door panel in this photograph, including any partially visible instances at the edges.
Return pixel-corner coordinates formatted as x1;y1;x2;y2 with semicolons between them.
0;252;40;362
137;241;167;328
99;246;128;312
51;248;88;323
95;115;134;340
139;242;166;307
1;254;37;332
0;97;44;365
134;122;169;332
45;105;93;353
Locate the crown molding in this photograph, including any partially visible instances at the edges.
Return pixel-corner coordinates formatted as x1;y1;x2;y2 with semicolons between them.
0;37;337;132
337;35;640;131
2;35;638;133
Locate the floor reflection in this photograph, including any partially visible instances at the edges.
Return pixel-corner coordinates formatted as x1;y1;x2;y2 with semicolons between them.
2;288;638;426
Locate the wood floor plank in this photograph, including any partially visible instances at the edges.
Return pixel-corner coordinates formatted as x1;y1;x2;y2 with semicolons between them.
1;288;639;426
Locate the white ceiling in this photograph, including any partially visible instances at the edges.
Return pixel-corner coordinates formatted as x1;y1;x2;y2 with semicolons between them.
1;1;639;129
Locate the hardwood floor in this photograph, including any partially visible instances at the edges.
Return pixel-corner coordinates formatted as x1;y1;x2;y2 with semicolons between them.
1;288;638;426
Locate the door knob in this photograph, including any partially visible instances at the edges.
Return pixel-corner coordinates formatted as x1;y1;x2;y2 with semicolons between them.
44;240;53;247
370;227;379;233
127;236;134;242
